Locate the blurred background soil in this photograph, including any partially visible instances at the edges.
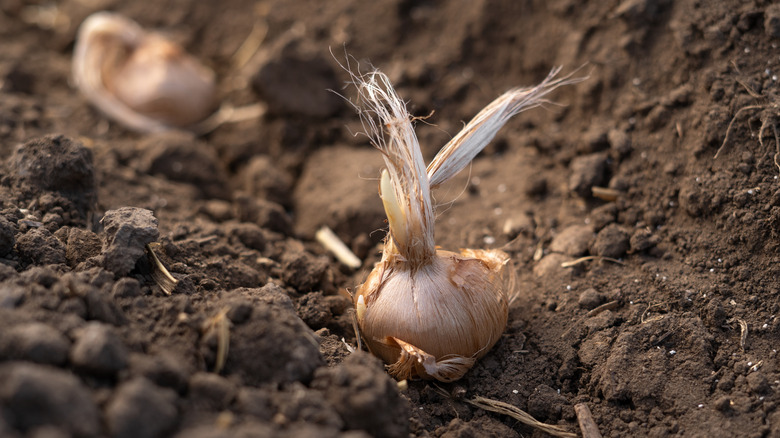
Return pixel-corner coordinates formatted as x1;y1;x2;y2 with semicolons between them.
1;0;780;437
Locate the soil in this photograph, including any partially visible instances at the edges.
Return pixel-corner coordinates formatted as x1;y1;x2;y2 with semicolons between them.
1;0;780;437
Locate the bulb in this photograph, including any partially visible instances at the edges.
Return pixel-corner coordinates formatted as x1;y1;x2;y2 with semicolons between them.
348;66;582;382
72;12;218;132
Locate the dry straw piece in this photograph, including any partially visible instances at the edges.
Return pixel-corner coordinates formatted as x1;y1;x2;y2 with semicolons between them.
349;63;584;382
72;12;218;133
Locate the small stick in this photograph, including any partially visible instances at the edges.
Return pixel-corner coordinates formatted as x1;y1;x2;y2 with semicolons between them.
574;403;602;438
586;300;620;317
561;255;624;268
316;226;362;269
466;396;576;438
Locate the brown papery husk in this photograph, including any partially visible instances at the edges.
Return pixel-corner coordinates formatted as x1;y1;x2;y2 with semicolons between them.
355;247;510;381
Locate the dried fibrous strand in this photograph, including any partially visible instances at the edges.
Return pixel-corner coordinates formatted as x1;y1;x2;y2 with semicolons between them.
72;12;218;133
349;64;581;381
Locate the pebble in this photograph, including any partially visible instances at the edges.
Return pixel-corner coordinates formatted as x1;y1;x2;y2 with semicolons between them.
106;378;179;438
590;224;630;258
4;323;70;365
100;208;160;276
550;224;594;256
0;362;100;436
70;322;128;375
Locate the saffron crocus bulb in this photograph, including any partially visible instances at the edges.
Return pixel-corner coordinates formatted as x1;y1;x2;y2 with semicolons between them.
351;66;582;382
72;12;218;133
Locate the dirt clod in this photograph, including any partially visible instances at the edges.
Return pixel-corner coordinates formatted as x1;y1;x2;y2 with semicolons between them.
106;378;179;438
69;322;128;375
590;224;630;258
0;362;101;437
100;208;159;276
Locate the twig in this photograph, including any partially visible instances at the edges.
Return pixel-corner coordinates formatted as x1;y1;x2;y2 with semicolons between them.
586;300;620;317
561;256;624;268
316;226;362;269
574;403;602;438
466;396;577;438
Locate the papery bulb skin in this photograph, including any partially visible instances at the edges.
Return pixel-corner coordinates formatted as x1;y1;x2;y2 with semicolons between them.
355;248;510;382
73;12;217;132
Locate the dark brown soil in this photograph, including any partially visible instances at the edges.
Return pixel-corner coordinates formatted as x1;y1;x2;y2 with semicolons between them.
1;0;780;437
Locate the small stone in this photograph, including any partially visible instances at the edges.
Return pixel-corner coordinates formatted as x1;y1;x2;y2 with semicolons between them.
590;224;630;258
70;322;128;375
569;152;609;198
550;224;594;256
3;323;70;365
100;208;159;276
106;378;178;438
578;288;606;310
0;362;100;436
